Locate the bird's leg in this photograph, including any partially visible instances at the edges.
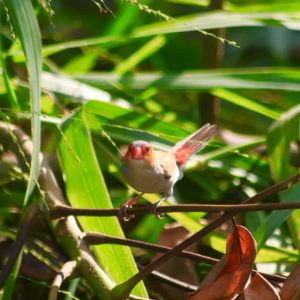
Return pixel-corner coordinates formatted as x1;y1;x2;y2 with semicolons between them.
151;195;168;219
120;193;144;221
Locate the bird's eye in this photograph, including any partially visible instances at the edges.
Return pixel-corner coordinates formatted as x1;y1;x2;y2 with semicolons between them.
143;146;150;154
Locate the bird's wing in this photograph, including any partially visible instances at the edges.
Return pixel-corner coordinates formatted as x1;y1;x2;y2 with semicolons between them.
171;123;216;166
154;151;178;179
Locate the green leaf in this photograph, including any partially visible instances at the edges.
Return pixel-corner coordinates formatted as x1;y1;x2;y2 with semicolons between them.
212;89;281;120
256;245;298;263
7;35;118;61
133;11;300;38
72;68;300;92
84;100;189;138
268;105;300;180
57;111;148;298
62;51;98;74
41;71;112;103
114;35;166;76
255;105;300;250
0;36;19;110
105;0;152;35
165;0;209;6
3;0;42;205
2;251;23;300
228;2;300;13
255;182;300;251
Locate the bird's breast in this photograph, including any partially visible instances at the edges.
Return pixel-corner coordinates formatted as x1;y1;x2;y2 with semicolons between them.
121;156;180;194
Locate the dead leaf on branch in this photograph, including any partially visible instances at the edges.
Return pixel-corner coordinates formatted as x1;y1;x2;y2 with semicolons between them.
188;224;256;300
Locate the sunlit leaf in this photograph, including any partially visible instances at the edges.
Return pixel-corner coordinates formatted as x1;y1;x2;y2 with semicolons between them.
3;0;42;206
212;89;281;120
72;68;300;92
133;11;300;38
255;105;300;250
62;51;98;74
268;105;300;180
57;111;148;297
114;35;166;76
0;36;19;110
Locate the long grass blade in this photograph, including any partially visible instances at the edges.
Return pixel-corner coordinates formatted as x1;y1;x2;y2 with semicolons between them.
3;0;42;205
72;68;300;92
57;111;148;298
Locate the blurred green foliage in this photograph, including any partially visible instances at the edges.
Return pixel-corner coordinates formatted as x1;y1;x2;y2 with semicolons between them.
0;0;299;299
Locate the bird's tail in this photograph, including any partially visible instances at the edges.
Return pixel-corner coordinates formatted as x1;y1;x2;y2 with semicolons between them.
171;123;216;166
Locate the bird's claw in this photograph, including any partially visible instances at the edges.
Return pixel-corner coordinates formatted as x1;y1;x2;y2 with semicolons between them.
120;193;143;221
120;204;135;222
151;203;165;219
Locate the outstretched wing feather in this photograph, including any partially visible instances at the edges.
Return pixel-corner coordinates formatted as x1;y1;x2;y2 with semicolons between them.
171;124;216;166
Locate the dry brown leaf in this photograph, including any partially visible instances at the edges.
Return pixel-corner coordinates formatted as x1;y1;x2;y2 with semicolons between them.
281;264;300;300
244;273;280;300
188;225;256;300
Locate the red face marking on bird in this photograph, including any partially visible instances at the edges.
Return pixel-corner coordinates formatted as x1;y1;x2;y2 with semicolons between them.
124;142;153;164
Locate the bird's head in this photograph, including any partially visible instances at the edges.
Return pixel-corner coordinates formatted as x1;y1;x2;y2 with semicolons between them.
124;141;153;164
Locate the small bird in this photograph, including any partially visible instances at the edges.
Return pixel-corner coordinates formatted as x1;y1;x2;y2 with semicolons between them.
121;123;216;220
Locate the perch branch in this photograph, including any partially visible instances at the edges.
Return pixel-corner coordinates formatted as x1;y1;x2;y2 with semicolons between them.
51;198;300;218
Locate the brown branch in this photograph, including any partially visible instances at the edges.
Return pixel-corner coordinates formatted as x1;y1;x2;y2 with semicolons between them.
84;233;286;284
51;199;300;218
84;233;215;264
144;266;198;293
109;173;300;299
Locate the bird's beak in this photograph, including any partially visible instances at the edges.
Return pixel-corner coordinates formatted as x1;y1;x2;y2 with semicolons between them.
132;146;142;159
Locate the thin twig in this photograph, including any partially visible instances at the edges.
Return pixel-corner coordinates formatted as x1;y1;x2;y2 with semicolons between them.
144;266;198;293
48;260;78;300
84;233;286;284
51;199;300;219
109;173;300;299
84;233;215;263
